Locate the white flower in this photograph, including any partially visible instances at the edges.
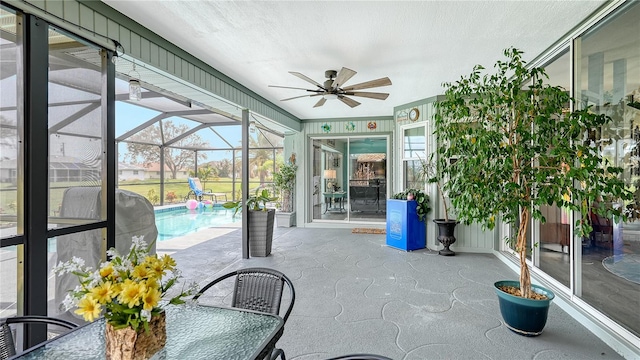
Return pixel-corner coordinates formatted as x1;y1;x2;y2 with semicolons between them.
140;309;151;323
61;293;78;311
106;248;119;258
115;258;133;273
186;281;199;296
130;235;146;251
52;257;86;275
87;270;103;288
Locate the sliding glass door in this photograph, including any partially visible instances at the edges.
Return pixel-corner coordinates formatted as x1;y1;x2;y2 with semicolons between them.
310;136;388;223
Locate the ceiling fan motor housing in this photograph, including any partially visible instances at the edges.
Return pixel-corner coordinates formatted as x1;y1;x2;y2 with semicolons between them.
325;70;337;79
324;79;336;91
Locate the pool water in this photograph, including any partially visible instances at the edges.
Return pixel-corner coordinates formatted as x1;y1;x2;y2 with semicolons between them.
155;207;240;241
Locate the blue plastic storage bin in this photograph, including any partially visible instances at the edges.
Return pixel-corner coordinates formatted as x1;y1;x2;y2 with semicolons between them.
386;199;426;251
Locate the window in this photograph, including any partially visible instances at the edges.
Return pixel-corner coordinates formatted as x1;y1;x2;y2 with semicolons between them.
401;124;426;190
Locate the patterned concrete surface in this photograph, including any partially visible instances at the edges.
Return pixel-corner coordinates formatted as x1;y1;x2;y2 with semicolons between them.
169;226;625;360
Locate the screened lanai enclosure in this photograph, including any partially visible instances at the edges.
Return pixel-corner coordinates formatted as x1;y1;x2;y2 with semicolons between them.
0;9;288;220
0;7;291;333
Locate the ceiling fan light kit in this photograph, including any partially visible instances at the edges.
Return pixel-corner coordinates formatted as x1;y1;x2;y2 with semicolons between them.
270;67;391;108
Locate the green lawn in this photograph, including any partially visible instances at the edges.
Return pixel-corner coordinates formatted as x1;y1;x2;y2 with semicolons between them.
0;177;274;216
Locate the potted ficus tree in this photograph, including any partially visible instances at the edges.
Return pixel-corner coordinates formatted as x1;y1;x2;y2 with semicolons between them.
273;161;298;227
223;188;278;257
416;156;459;256
434;47;632;335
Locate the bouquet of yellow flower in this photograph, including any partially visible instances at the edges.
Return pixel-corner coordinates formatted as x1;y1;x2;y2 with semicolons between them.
53;236;197;332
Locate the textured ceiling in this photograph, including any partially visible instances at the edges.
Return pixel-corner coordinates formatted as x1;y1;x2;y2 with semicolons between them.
102;0;607;121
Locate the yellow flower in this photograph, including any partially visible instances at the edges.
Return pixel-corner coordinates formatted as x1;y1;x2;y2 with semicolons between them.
563;193;571;202
470;137;476;144
145;278;159;290
132;264;151;279
161;254;176;270
146;257;165;277
91;282;114;304
111;282;122;296
577;150;583;157
142;286;161;311
99;265;114;279
74;297;101;322
119;279;145;308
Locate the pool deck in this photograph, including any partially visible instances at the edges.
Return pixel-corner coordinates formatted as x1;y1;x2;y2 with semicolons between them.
170;226;630;360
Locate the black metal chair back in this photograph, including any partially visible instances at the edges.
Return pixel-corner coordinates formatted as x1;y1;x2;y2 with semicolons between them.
193;267;295;360
0;316;77;360
193;267;295;323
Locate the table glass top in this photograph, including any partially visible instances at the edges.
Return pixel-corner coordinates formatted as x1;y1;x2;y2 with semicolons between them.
13;304;282;360
322;191;346;196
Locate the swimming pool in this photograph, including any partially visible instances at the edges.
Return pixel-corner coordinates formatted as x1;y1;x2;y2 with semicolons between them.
155;207;240;241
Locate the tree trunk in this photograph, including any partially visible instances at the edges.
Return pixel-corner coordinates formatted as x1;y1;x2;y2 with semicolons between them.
518;207;531;298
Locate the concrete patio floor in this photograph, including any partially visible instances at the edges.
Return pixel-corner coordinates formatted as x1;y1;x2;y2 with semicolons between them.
165;226;625;360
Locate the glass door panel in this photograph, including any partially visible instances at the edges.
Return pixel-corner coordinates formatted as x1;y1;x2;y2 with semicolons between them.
537;48;571;287
347;138;387;222
575;1;640;338
311;138;347;221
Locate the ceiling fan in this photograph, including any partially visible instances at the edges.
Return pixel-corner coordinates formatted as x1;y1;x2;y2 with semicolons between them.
269;67;392;108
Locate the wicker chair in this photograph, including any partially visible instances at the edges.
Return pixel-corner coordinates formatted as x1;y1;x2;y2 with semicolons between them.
325;355;392;360
193;267;295;360
1;316;78;360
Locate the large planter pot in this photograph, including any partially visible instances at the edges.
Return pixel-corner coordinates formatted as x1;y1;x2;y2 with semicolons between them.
105;311;166;360
494;280;555;336
433;219;459;256
276;211;296;227
248;209;275;257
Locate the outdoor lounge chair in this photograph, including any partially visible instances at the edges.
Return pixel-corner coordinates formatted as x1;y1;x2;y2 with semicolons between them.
187;177;214;201
193;267;295;360
0;316;78;359
187;177;228;203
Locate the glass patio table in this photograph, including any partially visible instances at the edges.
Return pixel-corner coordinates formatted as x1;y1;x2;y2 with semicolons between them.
10;304;284;360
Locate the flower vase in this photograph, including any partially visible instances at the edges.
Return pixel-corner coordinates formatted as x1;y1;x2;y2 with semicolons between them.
105;312;166;360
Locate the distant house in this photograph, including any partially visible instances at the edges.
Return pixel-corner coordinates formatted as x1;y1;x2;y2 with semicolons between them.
0;159;17;184
1;156;103;184
118;163;146;181
143;163;189;180
1;158;150;184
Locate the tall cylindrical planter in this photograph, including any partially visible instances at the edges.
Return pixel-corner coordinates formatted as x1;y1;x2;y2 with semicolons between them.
433;219;458;256
494;280;555;336
248;209;275;257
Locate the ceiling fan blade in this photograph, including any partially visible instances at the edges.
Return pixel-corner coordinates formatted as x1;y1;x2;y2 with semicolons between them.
280;93;323;101
269;85;316;91
313;98;327;108
342;77;392;91
344;91;389;100
289;71;323;88
339;96;361;108
332;67;357;89
281;94;315;101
